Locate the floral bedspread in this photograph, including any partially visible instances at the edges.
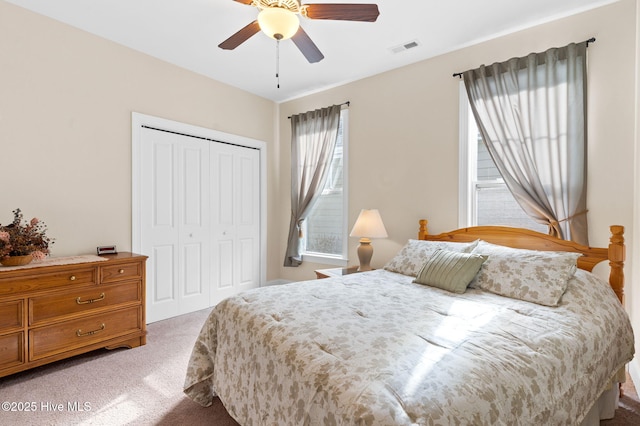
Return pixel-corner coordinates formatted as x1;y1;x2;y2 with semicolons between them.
184;269;634;425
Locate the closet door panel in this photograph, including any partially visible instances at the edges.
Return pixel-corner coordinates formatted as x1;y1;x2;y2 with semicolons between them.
239;238;254;285
178;140;210;314
236;148;260;293
211;144;260;302
140;128;209;322
152;245;175;303
141;129;180;322
211;148;235;303
182;243;203;296
217;153;235;226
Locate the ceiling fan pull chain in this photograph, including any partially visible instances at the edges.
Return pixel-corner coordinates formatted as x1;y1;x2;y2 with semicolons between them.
276;39;280;89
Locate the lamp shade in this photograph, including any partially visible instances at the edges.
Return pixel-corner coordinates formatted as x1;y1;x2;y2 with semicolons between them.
258;7;300;40
350;209;388;239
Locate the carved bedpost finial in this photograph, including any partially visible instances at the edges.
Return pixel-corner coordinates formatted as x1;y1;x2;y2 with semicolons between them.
419;219;428;240
608;225;625;304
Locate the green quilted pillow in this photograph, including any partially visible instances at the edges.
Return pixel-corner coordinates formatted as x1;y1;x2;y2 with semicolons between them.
413;249;487;294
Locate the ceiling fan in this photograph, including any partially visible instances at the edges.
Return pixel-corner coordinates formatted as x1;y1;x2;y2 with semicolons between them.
219;0;380;63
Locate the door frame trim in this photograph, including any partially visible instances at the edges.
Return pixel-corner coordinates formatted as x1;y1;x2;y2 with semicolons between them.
131;112;267;288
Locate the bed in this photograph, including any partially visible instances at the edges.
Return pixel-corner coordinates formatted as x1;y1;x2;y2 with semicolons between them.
184;220;634;425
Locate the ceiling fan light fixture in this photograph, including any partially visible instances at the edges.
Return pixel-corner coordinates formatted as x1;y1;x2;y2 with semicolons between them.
258;7;299;40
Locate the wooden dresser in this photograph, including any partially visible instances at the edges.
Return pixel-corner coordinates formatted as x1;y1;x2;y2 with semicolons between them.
0;252;147;378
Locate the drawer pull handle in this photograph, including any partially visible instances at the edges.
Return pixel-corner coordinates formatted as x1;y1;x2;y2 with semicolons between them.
76;323;105;337
69;275;76;281
118;269;125;274
76;293;105;305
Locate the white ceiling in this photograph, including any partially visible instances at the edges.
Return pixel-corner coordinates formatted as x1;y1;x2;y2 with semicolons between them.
6;0;618;103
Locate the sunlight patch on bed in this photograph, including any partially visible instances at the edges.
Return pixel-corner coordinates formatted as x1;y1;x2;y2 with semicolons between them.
403;342;449;396
404;301;498;396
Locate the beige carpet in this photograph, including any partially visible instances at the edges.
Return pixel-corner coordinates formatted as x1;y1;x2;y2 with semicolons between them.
1;306;638;425
0;307;238;426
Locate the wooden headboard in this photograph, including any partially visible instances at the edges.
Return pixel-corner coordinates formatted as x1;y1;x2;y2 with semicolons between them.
418;219;626;304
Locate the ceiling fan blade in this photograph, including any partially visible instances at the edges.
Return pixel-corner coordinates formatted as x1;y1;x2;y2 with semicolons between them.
303;4;380;22
291;27;324;63
233;0;255;4
219;20;261;50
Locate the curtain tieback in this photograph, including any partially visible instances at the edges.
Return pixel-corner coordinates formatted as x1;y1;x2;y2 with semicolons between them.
297;218;305;238
550;209;589;226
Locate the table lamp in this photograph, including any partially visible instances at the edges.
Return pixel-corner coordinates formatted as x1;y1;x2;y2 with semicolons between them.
349;209;388;271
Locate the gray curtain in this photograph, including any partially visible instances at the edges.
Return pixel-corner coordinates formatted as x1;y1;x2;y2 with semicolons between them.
463;41;589;245
284;105;341;267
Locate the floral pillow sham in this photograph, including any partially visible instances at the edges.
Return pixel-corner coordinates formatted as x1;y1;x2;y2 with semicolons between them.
470;241;582;307
384;239;479;277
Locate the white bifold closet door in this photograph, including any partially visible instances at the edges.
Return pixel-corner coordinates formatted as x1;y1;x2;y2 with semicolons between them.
140;127;260;323
210;141;260;304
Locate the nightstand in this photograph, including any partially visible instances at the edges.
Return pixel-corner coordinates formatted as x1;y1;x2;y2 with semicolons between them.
315;266;362;279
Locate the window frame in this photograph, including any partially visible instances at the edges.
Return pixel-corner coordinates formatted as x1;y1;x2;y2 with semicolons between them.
458;82;546;233
458;82;476;228
300;108;349;266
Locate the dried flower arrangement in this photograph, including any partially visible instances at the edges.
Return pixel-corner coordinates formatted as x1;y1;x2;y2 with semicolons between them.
0;208;53;261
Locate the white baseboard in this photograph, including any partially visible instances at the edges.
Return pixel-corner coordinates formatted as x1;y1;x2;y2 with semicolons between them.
263;279;293;287
629;358;640;387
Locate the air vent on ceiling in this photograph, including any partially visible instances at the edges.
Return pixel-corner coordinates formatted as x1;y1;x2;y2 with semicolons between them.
390;40;420;54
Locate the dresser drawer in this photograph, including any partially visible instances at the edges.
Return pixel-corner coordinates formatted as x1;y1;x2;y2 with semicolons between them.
0;332;24;370
30;306;142;361
0;299;23;330
0;268;96;295
100;262;142;284
29;281;141;326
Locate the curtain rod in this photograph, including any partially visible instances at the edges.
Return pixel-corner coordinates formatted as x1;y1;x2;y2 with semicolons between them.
451;37;596;79
288;101;350;119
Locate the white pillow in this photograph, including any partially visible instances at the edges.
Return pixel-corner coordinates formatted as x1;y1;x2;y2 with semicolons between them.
470;241;582;307
384;239;479;277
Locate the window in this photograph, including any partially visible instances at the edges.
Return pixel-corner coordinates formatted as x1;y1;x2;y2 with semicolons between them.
301;109;348;265
459;84;546;233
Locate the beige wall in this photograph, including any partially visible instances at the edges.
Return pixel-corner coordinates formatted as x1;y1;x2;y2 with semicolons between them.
632;0;640;382
277;0;640;377
0;2;276;260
